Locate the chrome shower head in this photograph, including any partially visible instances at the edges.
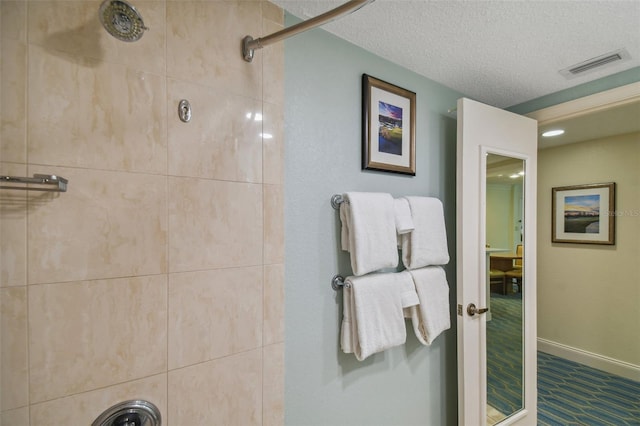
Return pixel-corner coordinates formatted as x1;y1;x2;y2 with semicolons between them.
99;0;148;42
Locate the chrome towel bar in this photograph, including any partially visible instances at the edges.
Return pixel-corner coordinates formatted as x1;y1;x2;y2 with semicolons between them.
332;275;348;290
331;194;348;210
0;174;68;192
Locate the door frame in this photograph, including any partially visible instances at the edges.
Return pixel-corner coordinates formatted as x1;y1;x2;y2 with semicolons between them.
526;82;640;125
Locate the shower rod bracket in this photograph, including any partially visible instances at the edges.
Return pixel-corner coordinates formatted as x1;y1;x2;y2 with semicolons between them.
242;0;375;63
242;36;257;62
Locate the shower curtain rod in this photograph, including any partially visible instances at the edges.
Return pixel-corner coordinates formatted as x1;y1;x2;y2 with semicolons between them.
242;0;375;62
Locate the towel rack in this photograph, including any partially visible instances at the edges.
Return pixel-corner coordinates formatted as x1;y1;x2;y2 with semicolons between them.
332;275;349;290
331;194;347;210
0;174;68;192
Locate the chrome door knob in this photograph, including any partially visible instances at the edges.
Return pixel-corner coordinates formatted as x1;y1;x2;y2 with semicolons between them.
467;303;489;316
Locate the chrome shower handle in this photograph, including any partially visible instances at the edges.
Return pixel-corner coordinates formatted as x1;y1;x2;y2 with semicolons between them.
92;400;161;426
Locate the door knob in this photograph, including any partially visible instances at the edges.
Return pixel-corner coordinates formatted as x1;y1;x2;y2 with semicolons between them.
467;303;489;316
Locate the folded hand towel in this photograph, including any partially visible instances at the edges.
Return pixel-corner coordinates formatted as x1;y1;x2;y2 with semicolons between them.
394;198;415;235
341;271;418;361
401;197;449;269
339;192;399;276
405;266;451;345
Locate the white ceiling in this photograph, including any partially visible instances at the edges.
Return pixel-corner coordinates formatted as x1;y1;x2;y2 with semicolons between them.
271;0;640;108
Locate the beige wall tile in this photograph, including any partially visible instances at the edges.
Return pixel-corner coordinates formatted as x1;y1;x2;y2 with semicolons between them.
28;45;167;174
0;406;28;426
264;184;284;264
262;102;284;185
1;287;28;410
168;266;262;369
29;275;167;403
0;0;284;421
167;1;262;99
0;163;27;288
30;373;167;426
263;1;284;25
168;177;262;272
167;79;262;182
27;166;167;284
27;1;165;75
262;18;284;106
1;2;27;43
1;39;27;164
168;349;262;426
263;343;284;426
263;263;284;345
2;2;27;164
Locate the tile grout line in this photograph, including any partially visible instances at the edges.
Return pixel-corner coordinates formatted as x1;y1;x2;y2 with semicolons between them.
164;0;170;420
25;1;32;423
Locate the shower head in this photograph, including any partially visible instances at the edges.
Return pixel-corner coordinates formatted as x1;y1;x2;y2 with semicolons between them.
99;0;148;42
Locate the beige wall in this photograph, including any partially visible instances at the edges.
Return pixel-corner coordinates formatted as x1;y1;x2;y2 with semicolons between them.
537;132;640;366
0;1;284;424
487;184;516;251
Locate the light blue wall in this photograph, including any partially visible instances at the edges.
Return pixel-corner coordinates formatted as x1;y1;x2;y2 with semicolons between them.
284;15;463;426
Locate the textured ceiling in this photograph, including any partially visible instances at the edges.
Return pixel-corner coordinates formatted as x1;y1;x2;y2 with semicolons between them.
271;0;640;108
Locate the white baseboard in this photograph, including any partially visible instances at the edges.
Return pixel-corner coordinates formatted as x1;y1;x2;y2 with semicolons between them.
538;338;640;382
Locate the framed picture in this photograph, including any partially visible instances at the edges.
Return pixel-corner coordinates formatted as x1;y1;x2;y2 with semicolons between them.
362;74;416;175
552;182;616;245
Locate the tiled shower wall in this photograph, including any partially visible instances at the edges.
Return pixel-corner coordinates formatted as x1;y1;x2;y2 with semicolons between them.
0;1;284;424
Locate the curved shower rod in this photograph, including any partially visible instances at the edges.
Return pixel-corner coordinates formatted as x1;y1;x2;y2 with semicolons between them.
242;0;375;62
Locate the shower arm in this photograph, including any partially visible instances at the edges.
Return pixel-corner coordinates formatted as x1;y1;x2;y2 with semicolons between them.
242;0;375;62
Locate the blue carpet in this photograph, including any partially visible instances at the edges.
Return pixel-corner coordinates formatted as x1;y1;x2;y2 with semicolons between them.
487;293;640;425
487;293;524;415
537;351;640;426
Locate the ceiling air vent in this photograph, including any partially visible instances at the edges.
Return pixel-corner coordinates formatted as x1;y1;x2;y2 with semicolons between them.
560;49;631;79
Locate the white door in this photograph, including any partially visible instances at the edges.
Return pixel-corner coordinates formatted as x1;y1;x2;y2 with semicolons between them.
456;98;538;425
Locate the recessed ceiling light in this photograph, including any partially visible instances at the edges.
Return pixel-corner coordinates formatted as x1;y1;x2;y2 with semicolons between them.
542;129;565;137
509;174;520;179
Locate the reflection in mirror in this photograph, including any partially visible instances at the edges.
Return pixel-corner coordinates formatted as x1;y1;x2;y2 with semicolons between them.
485;153;525;425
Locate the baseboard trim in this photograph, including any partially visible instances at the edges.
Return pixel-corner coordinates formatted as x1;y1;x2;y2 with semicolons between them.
537;338;640;382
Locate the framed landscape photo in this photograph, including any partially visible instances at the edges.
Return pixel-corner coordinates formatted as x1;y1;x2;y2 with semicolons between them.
552;182;616;245
362;74;416;175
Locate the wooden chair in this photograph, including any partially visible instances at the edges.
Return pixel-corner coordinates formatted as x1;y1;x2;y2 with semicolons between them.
490;269;506;295
512;244;523;269
505;244;523;293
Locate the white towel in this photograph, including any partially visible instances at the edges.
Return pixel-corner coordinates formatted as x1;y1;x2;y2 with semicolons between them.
401;196;449;269
341;271;419;361
405;266;451;345
339;192;399;276
394;198;415;235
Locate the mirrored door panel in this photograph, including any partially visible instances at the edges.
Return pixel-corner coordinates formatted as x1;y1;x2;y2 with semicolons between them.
486;154;525;424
